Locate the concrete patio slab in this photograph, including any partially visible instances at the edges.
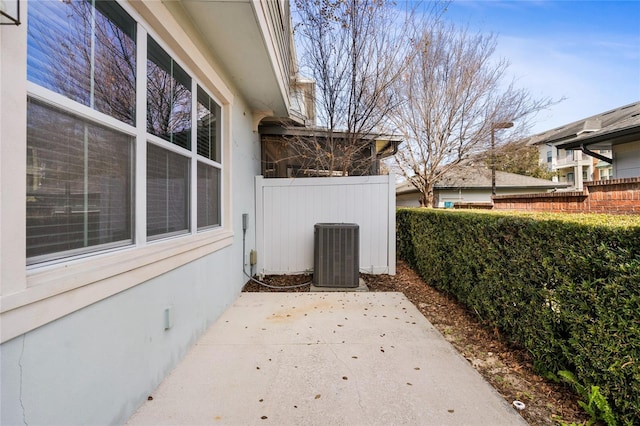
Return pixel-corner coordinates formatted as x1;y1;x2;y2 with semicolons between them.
127;292;527;426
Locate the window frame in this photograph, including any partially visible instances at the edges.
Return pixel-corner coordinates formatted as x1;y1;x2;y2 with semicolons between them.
25;0;140;265
25;96;136;265
146;34;193;150
144;36;225;241
194;83;223;232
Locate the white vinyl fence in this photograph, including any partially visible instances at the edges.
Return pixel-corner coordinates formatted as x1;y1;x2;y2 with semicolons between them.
255;175;396;276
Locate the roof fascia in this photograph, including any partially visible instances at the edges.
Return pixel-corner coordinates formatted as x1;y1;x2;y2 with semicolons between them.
557;125;640;150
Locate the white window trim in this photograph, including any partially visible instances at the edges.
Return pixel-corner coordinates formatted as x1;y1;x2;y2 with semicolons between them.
190;77;199;235
27;83;138;138
0;0;236;344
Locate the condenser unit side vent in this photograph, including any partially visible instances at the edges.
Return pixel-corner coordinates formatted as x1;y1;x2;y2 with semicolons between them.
313;223;359;288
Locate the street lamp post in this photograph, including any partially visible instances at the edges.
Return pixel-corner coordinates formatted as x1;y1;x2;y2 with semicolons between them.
491;121;514;198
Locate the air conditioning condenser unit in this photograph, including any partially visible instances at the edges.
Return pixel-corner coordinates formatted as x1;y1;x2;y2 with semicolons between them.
313;223;359;288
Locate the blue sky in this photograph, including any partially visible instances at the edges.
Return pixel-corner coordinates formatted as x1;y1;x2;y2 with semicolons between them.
437;0;640;134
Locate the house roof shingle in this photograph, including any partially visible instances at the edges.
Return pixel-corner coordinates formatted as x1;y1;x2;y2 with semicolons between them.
396;166;567;194
524;102;640;149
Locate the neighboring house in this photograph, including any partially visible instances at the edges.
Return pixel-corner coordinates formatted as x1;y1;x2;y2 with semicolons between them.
526;102;640;189
396;166;567;208
259;125;401;177
0;1;311;424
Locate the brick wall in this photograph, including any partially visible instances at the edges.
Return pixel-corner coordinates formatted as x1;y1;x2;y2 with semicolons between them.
492;177;640;214
586;177;640;214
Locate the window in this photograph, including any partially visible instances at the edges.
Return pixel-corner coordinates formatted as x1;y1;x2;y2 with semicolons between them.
196;86;222;230
601;169;612;180
197;86;221;162
197;163;221;229
146;144;190;237
567;172;575;184
26;0;225;265
26;99;134;263
27;0;136;264
28;0;137;125
146;36;199;238
546;149;552;163
147;36;192;149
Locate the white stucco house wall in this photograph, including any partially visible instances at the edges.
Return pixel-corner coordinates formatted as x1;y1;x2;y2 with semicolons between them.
0;1;311;424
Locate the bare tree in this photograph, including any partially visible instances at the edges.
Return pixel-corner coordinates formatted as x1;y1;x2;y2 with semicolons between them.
288;0;443;176
390;22;557;206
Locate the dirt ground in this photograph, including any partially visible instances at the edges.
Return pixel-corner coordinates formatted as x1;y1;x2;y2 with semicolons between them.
243;261;590;425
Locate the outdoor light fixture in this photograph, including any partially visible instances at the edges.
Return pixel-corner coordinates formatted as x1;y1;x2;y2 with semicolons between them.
491;121;514;197
0;0;21;25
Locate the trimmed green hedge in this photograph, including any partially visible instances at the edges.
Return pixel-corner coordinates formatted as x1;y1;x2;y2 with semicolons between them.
397;209;640;425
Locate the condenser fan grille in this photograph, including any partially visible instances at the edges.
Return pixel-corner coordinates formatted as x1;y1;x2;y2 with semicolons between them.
313;223;359;288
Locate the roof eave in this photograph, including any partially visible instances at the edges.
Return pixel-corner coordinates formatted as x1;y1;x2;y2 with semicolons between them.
176;0;291;118
557;125;640;150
